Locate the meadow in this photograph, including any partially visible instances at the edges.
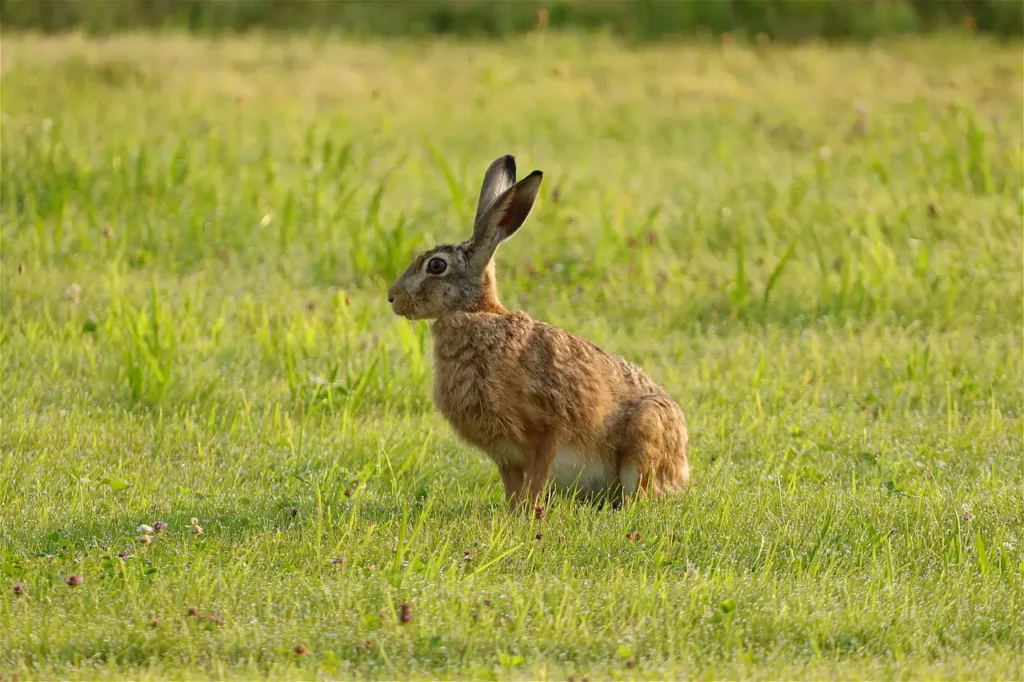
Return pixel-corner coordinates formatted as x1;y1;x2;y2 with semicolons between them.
0;31;1022;680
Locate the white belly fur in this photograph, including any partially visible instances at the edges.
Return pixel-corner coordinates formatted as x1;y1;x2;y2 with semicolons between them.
550;447;612;494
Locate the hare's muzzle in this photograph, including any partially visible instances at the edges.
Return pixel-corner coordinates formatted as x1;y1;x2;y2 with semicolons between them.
387;284;408;316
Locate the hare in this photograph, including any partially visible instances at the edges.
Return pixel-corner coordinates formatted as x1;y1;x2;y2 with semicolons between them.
387;155;689;510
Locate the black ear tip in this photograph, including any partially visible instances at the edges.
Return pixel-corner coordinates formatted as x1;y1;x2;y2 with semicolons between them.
527;170;543;181
501;154;516;176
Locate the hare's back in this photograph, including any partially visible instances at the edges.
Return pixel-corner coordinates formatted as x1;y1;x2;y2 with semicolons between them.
432;311;621;443
504;317;628;435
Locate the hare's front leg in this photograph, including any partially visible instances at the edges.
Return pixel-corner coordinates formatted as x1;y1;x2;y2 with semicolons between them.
498;464;525;509
497;435;557;512
522;435;558;508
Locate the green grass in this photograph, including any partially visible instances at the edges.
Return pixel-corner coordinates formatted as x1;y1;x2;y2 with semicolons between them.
2;0;1022;40
1;32;1022;680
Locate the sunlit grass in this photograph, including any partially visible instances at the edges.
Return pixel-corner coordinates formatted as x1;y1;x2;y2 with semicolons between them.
1;32;1022;680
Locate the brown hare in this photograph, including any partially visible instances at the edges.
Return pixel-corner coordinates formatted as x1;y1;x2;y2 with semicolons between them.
388;155;690;510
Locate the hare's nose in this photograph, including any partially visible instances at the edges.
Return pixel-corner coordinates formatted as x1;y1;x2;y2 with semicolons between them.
387;292;395;304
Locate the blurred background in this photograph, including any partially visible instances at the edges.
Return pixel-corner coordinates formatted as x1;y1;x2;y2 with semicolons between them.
2;0;1021;40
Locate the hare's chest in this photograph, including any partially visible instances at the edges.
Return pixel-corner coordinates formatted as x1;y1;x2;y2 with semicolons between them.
432;359;512;448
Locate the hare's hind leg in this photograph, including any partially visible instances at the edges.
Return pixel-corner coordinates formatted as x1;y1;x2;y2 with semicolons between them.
615;395;690;500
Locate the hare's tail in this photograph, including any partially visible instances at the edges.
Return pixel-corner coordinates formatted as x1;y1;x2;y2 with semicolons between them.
616;395;689;497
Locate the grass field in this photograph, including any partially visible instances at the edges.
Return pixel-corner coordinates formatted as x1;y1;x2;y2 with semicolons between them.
1;32;1022;680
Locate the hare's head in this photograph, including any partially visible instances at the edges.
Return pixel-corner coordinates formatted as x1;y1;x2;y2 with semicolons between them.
388;155;542;320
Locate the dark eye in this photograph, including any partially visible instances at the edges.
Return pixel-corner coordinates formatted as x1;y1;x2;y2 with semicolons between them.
426;257;447;275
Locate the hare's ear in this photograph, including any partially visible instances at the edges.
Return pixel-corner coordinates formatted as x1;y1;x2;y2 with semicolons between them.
468;170;543;271
475;155;517;226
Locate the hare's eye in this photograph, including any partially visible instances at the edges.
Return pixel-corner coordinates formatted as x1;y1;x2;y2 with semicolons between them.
426;257;448;275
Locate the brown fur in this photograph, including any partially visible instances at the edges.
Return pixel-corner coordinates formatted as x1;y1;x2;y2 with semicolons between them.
388;155;689;509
